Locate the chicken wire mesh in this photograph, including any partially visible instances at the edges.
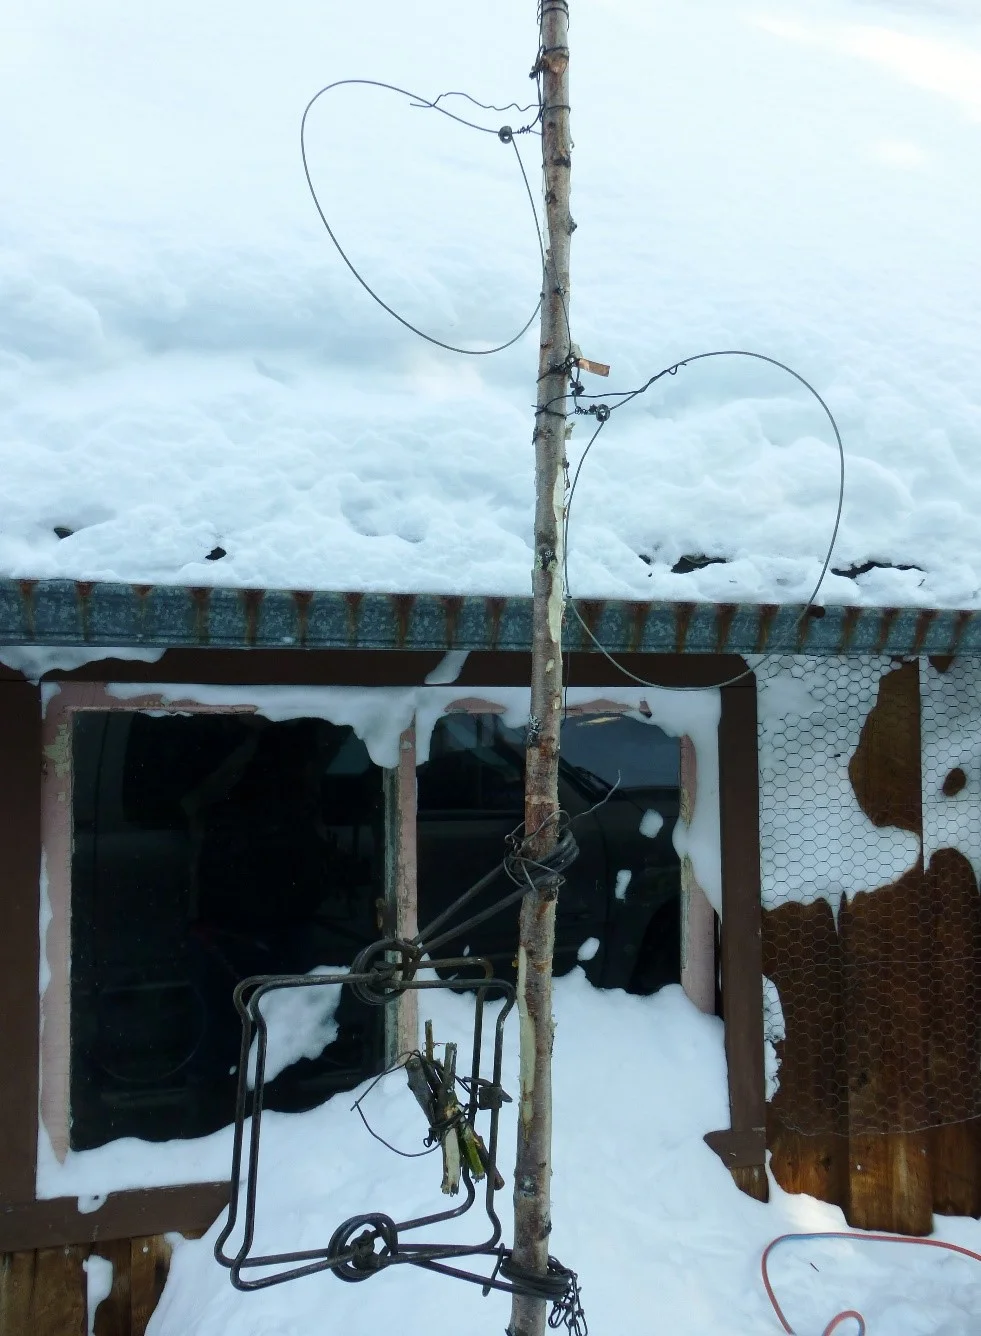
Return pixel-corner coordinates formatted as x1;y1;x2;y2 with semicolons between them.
757;655;981;1138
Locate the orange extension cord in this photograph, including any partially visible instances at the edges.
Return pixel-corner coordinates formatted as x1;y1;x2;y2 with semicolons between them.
761;1231;981;1335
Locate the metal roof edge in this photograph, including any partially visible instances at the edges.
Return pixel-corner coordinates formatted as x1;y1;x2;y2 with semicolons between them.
0;579;978;656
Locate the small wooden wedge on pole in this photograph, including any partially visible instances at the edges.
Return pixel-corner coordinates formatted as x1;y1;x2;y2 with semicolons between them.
509;3;573;1334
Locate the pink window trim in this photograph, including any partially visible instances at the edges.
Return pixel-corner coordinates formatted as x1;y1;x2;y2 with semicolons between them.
40;685;259;1163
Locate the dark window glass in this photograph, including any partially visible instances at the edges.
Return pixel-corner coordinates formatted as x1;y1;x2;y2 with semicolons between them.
416;713;681;993
416;713;525;813
70;712;384;1151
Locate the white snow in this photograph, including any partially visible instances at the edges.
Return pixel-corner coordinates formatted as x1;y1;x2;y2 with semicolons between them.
144;974;981;1336
0;644;166;683
77;1192;108;1215
756;656;921;923
102;681;419;767
83;1254;114;1336
639;810;665;840
613;869;632;901
920;657;981;883
762;975;787;1102
576;936;600;962
423;650;470;685
2;2;981;606
36;1117;236;1201
247;966;349;1089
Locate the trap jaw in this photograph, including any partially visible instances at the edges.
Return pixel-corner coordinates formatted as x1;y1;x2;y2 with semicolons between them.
214;940;518;1292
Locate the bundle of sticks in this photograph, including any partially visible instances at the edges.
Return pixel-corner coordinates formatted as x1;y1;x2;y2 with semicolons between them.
404;1025;505;1195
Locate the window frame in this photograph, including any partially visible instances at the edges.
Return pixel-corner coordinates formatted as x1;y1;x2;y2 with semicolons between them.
413;693;716;1003
40;684;266;1164
0;650;748;1250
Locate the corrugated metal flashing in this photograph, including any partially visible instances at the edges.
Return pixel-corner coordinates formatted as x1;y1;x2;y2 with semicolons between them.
1;580;979;657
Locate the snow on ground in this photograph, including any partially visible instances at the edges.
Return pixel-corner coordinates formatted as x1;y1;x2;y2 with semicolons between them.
145;974;981;1336
2;1;981;606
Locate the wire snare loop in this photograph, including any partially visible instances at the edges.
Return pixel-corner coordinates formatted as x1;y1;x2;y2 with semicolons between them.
300;79;544;356
563;349;846;692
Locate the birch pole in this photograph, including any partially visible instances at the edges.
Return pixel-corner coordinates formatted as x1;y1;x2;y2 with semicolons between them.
509;5;572;1334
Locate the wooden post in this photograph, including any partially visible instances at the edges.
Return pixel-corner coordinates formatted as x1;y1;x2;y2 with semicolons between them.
383;726;418;1062
509;5;573;1335
703;681;769;1201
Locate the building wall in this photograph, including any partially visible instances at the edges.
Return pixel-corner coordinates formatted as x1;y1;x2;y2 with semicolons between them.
0;647;739;1329
7;640;976;1319
1;1236;175;1336
758;656;981;1232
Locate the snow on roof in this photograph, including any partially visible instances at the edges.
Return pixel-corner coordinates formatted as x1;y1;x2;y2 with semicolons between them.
2;0;980;609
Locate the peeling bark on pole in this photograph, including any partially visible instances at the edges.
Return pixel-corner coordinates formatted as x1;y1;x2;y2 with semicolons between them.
509;5;572;1335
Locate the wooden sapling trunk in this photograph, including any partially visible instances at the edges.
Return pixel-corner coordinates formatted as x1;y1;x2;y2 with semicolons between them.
509;3;573;1334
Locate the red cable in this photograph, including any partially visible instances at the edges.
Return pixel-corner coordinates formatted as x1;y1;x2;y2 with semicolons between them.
761;1230;981;1335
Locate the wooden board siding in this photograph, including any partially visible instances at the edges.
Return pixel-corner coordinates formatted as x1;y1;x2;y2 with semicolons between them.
0;1235;182;1336
765;660;981;1232
763;897;848;1208
926;847;981;1217
839;866;933;1234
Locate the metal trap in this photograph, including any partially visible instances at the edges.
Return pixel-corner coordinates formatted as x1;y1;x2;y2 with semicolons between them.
215;830;586;1331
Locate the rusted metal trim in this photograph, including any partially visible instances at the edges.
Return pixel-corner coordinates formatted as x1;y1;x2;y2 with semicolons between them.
948;610;973;656
838;605;862;653
911;609;937;656
391;593;416;649
754;605;778;652
626;600;650;654
344;591;364;647
575;599;606;648
714;603;737;653
18;580;39;640
485;597;507;650
874;606;899;655
188;587;211;644
5;581;981;656
439;595;464;648
239;589;264;647
796;603;825;651
75;582;95;642
293;590;313;647
675;602;696;653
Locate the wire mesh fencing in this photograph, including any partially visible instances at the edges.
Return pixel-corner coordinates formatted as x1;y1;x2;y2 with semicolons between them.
757;655;981;1139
